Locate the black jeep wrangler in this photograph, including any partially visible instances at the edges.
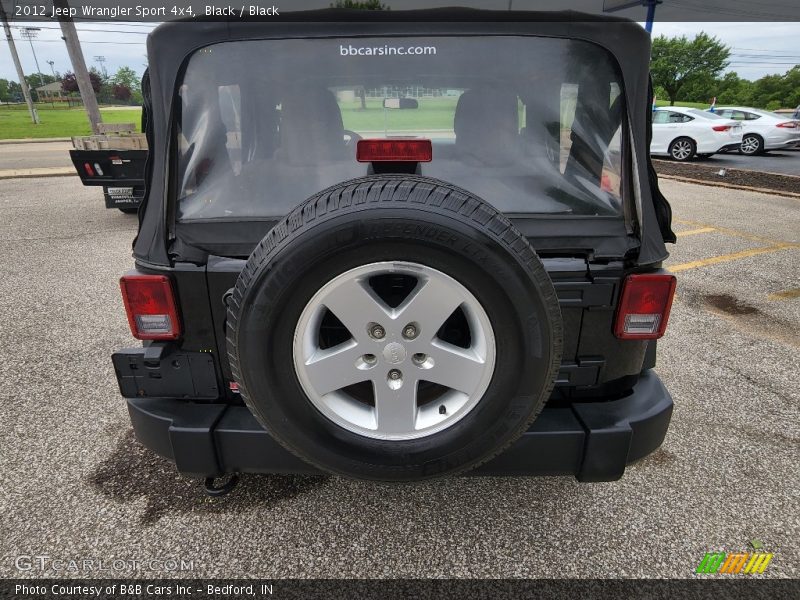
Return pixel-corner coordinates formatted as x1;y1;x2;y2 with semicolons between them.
115;8;677;485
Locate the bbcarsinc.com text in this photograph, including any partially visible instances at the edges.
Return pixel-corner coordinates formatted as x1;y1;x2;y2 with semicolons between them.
340;44;437;56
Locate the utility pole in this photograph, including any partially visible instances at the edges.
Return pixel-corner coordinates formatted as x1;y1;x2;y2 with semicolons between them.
55;0;102;133
93;55;107;79
21;27;46;87
0;3;39;124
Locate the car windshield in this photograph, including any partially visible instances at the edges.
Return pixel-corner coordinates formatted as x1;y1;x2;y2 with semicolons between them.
176;36;626;221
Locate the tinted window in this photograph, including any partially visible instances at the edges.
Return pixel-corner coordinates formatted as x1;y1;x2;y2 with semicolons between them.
176;36;626;220
693;109;725;120
653;110;671;124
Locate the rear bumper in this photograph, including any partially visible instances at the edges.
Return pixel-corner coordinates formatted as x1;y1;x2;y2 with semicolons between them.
124;370;673;482
766;140;800;150
765;137;800;150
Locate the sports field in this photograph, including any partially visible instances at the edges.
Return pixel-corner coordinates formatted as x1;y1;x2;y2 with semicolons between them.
0;104;142;139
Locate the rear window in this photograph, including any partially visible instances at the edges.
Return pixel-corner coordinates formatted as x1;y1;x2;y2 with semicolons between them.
176;36;626;221
690;109;724;119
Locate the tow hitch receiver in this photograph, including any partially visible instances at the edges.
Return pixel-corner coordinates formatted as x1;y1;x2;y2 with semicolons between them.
204;474;240;497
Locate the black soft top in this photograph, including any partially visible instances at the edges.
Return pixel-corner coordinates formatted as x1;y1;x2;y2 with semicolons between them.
135;8;674;266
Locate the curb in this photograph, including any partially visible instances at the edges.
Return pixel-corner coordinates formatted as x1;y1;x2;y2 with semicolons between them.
651;158;800;181
0;168;76;179
659;174;800;200
0;137;72;145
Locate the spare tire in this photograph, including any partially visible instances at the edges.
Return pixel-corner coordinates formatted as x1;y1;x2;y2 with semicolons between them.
226;175;562;481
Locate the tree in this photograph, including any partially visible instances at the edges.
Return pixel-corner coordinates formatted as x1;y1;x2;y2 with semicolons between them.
25;73;58;90
62;70;103;94
113;83;132;102
0;79;10;102
715;72;754;106
751;66;800;109
8;80;22;98
650;33;730;105
109;66;142;104
111;66;139;90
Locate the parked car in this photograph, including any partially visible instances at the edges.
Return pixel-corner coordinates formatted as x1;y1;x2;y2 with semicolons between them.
113;8;677;489
711;106;800;155
651;106;742;161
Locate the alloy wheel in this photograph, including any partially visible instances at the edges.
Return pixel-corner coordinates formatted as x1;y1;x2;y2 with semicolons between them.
293;261;496;440
671;140;693;161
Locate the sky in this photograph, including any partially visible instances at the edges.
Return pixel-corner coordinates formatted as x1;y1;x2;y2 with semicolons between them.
2;19;798;85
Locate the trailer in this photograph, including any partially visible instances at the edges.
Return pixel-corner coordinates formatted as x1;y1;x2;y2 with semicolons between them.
69;122;147;214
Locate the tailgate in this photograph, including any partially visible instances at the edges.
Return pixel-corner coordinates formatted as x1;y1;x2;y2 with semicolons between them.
69;149;147;187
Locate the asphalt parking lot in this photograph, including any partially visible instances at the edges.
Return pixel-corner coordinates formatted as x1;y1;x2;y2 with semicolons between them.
689;148;800;176
0;176;797;579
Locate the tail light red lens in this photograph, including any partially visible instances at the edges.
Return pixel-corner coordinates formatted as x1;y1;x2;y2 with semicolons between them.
776;121;798;128
712;125;732;132
357;139;432;163
614;274;677;339
83;162;95;176
120;274;181;340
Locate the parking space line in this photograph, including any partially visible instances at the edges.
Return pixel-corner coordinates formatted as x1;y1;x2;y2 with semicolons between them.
767;288;800;301
673;218;799;248
676;227;716;237
669;244;797;273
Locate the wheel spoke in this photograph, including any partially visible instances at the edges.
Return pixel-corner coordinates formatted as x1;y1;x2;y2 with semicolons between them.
422;341;486;395
303;341;368;396
322;277;392;343
293;261;497;440
373;375;419;435
395;276;464;341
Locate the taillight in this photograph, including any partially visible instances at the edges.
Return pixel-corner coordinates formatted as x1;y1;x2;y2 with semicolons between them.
614;274;677;339
712;125;732;132
84;162;95;176
119;274;181;340
776;121;798;128
357;139;432;162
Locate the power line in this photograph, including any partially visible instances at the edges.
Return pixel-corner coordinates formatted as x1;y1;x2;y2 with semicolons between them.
732;47;800;55
10;24;150;34
11;38;145;44
668;0;796;20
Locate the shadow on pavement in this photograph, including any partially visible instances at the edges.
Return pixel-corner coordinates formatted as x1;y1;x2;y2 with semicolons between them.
89;429;329;524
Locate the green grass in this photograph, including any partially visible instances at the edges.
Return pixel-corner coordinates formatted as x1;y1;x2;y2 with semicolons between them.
340;97;459;132
0;104;142;139
654;100;710;109
2;96;710;140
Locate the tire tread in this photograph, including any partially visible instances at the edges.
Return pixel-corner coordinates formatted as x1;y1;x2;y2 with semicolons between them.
226;175;563;480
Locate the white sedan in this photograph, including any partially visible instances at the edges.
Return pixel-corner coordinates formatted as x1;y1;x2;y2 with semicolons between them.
711;106;800;155
651;107;743;161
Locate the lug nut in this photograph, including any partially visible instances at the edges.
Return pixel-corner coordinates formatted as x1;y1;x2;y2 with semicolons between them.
403;324;418;339
389;369;402;380
369;324;386;340
412;353;426;365
356;354;378;371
